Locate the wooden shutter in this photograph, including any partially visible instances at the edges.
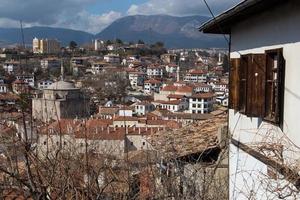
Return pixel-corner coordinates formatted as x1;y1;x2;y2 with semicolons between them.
229;58;240;110
239;55;248;113
245;54;266;117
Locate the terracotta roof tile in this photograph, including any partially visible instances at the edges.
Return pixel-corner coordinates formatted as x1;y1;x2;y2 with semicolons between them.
191;92;215;99
161;85;178;92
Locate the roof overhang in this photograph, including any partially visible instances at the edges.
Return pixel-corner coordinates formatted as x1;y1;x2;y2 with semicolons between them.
199;0;286;34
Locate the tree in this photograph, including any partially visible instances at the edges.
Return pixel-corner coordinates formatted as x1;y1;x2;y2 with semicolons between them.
155;41;164;48
106;40;113;45
137;40;145;44
69;41;78;50
115;38;123;45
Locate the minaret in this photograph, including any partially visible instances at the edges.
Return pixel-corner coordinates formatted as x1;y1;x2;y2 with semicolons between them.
218;53;223;66
60;59;64;81
177;65;180;82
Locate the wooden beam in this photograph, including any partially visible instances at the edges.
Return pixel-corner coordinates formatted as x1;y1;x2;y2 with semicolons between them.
231;138;300;189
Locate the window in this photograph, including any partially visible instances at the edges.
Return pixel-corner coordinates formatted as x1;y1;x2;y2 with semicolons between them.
142;142;145;146
265;49;285;127
192;104;196;108
229;49;285;127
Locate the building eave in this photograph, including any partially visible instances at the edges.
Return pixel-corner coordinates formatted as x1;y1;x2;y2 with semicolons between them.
199;0;285;34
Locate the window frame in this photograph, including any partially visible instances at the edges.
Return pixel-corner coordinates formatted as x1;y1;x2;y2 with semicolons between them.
264;48;285;129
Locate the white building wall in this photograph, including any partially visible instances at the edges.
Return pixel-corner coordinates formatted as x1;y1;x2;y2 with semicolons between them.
229;1;300;199
0;85;7;93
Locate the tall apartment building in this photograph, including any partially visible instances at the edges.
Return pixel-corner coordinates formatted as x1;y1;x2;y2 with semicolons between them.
94;39;105;51
33;37;60;54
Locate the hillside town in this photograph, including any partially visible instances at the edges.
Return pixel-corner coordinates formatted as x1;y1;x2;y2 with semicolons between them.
0;36;229;198
2;0;300;199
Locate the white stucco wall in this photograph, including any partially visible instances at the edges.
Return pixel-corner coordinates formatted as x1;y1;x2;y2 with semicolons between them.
229;1;300;199
229;0;300;153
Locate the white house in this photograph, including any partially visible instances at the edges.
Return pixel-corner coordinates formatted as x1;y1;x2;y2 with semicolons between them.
144;79;162;94
40;58;60;70
89;62;107;74
216;95;228;107
104;54;120;64
134;102;155;116
188;93;214;114
165;64;179;74
213;82;229;96
153;100;188;113
147;65;164;79
3;61;20;74
118;106;134;117
38;80;53;89
201;0;300;199
128;71;146;87
0;84;8;93
192;83;212;93
16;74;35;87
183;69;207;83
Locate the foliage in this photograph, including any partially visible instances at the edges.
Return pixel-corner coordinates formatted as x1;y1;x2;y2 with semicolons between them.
69;41;78;49
137;39;145;44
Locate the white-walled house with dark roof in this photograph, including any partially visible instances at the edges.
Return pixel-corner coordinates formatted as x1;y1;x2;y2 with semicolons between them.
201;0;300;199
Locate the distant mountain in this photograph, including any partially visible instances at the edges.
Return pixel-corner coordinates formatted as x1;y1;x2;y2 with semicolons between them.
0;26;94;47
95;15;226;48
0;15;226;49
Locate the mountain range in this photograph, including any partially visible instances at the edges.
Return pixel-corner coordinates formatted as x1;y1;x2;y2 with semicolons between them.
0;15;226;49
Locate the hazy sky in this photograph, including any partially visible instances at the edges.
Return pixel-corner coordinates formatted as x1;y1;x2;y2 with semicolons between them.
0;0;241;33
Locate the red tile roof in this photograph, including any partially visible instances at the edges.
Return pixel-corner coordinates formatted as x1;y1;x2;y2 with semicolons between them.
0;93;20;101
167;94;185;99
154;100;182;105
188;69;207;75
175;86;193;93
144;79;161;84
114;116;139;121
12;80;26;84
191;92;215;99
161;85;178;92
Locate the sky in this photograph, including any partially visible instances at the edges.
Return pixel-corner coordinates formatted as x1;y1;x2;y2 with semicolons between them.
0;0;241;34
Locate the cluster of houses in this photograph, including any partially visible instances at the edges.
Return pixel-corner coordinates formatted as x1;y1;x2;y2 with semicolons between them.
0;40;228;164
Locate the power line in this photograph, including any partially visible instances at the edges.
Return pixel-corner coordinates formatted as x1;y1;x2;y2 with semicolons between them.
202;0;230;45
